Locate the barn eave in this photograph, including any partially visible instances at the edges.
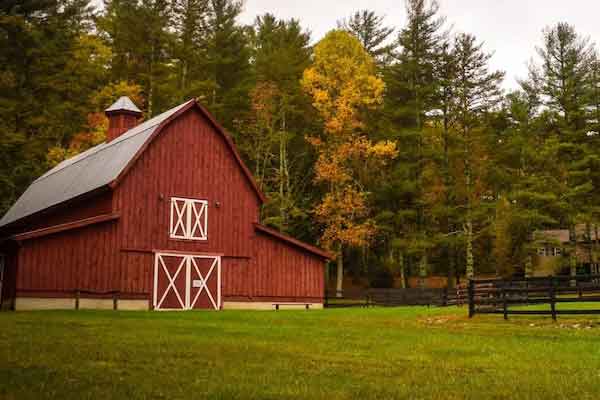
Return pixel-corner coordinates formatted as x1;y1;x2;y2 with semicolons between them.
254;224;334;261
11;213;121;242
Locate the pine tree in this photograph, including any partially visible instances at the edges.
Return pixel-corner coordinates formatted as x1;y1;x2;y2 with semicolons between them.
246;14;313;233
337;10;395;63
98;0;175;116
204;0;252;128
172;0;211;101
452;33;504;278
0;0;101;213
378;0;445;284
525;23;597;274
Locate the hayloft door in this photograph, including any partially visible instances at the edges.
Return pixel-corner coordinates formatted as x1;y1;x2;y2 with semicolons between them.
153;253;221;310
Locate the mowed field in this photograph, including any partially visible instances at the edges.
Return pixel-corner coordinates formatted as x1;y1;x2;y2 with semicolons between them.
1;306;600;400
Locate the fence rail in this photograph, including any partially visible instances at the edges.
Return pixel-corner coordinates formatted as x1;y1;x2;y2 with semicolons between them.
324;286;467;308
468;274;600;320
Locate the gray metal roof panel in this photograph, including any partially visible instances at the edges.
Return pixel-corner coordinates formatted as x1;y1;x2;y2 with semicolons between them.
105;96;142;113
0;100;194;228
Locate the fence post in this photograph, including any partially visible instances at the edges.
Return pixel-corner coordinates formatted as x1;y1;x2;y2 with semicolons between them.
502;283;508;320
550;277;557;321
324;290;328;308
468;279;475;318
113;292;118;311
75;290;80;310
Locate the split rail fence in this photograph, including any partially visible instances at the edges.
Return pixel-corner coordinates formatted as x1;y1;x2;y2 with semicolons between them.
468;274;600;320
324;286;467;308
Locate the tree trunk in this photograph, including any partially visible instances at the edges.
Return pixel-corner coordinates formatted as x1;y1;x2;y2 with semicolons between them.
466;220;474;279
399;252;406;289
419;254;428;289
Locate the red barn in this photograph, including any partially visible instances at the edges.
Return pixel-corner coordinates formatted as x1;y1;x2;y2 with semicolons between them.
0;97;331;311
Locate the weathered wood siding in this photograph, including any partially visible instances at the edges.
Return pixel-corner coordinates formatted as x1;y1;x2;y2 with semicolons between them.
11;106;325;305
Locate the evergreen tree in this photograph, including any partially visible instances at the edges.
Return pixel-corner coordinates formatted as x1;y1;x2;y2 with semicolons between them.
204;0;252;128
338;10;395;63
172;0;211;101
525;23;597;274
98;0;175;116
0;0;100;213
452;33;504;278
245;14;314;234
378;0;445;284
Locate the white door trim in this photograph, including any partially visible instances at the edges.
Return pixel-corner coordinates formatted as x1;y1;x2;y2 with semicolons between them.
153;252;221;310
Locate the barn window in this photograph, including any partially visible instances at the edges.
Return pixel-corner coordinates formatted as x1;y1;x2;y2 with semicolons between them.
170;197;208;240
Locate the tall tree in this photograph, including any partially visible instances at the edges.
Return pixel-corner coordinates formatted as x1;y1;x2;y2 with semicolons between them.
452;33;504;278
172;0;210;101
379;0;445;284
98;0;174;116
204;0;252;128
0;0;100;213
244;14;313;232
524;23;596;276
338;10;395;63
302;30;397;295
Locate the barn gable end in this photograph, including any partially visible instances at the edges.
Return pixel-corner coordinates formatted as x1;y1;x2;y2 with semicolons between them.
0;98;331;312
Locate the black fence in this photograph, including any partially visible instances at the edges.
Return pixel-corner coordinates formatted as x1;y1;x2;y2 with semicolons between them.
324;286;467;308
468;274;600;320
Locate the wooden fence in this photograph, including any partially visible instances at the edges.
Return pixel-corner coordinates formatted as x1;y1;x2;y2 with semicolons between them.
324;286;467;308
468;274;600;320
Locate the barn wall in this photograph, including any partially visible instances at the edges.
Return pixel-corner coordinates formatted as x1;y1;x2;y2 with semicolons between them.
221;233;325;303
110;108;261;291
10;106;326;309
13;220;150;298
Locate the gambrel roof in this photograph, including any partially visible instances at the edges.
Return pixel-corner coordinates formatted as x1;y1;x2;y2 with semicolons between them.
0;100;266;228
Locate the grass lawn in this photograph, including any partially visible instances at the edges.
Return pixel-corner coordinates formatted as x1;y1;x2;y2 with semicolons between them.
1;306;600;399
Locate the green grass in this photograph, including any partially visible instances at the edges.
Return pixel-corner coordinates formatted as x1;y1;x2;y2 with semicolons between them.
1;307;600;400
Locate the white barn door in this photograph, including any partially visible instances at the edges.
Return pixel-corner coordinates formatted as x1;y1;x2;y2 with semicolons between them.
153;253;221;310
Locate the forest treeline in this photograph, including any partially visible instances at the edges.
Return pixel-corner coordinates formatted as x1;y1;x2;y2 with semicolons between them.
2;0;600;291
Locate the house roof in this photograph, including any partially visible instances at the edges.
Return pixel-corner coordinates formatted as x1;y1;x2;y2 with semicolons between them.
0;99;266;228
534;225;600;243
534;229;570;243
254;223;334;260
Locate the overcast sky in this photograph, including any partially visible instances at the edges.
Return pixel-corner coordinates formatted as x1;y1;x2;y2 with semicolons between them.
239;0;600;90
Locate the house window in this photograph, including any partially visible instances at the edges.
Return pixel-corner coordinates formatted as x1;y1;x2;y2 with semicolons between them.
537;247;547;256
170;197;208;240
553;247;561;256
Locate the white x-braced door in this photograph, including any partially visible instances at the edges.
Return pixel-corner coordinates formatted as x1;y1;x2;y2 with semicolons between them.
153;253;221;310
170;198;208;240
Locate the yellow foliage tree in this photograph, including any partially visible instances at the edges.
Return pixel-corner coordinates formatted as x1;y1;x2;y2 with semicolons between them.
302;30;397;295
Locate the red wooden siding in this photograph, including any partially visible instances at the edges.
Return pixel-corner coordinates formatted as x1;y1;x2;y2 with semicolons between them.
113;108;260;257
221;234;324;302
9;105;326;306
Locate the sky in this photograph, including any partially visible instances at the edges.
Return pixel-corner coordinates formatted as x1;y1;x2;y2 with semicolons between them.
239;0;600;90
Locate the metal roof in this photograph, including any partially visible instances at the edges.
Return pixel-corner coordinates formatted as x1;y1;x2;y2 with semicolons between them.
105;96;142;114
0;100;193;228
